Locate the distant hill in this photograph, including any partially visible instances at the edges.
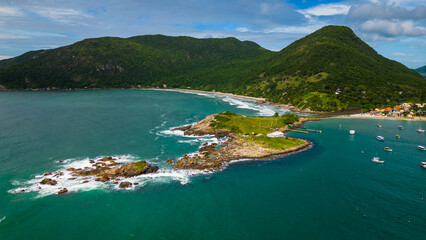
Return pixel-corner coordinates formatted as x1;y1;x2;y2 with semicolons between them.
0;26;424;111
415;65;426;76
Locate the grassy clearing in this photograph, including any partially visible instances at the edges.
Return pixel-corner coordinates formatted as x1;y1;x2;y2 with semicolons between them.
210;111;304;150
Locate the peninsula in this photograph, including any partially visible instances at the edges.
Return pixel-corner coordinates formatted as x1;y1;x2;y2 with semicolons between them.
170;111;312;170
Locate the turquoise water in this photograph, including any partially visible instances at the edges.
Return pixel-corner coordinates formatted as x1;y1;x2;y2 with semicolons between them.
0;90;425;239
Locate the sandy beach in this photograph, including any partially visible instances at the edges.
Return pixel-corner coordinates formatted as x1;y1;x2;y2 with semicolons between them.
334;113;426;122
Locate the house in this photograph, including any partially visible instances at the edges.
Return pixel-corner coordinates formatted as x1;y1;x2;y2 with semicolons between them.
267;132;284;138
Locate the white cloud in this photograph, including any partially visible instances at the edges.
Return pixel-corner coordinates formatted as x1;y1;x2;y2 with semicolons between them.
264;24;323;34
0;6;23;16
236;27;250;32
391;52;414;57
0;55;13;60
32;7;92;23
361;19;426;37
348;3;426;21
298;3;350;18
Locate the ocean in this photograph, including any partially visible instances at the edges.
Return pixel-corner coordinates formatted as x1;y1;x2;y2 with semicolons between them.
0;89;425;239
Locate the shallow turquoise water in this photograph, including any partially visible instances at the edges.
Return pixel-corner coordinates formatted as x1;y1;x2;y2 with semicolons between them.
0;90;425;239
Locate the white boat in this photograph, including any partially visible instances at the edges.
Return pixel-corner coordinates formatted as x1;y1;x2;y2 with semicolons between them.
418;146;426;151
349;130;355;135
377;136;384;141
398;126;403;130
377;124;382;128
421;162;426;169
384;147;392;152
372;157;384;163
416;128;425;133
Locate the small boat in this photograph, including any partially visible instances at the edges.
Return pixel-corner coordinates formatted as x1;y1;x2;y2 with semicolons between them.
339;124;342;128
377;124;382;128
372;157;384;163
421;162;426;169
395;134;400;139
398;126;403;130
418;146;426;151
349;130;355;135
377;136;384;141
416;128;425;133
384;147;392;152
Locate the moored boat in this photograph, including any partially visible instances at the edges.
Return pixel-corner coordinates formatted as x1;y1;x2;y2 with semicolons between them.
349;130;355;135
395;134;400;139
372;157;384;163
416;128;425;133
384;147;392;152
421;162;426;169
377;124;382;128
398;126;403;130
377;136;384;141
418;145;426;151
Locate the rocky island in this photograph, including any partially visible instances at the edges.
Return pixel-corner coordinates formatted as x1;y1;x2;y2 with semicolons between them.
171;111;312;171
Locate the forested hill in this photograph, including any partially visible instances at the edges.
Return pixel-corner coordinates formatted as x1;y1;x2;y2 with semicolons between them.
0;26;424;111
415;65;426;75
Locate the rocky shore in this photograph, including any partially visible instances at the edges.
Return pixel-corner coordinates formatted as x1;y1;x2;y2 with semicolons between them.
39;157;158;194
172;115;312;171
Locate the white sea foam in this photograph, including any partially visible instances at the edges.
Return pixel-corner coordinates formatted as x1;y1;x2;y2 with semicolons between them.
8;154;213;198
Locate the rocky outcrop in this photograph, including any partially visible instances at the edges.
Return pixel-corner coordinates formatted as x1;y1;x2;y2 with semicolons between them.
72;160;158;180
165;159;173;164
58;188;68;194
183;115;215;136
119;182;132;188
40;178;57;185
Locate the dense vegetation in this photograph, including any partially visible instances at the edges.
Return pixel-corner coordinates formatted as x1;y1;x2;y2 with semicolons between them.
0;26;424;111
210;111;304;150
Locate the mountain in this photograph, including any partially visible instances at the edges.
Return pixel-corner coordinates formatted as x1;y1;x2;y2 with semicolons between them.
0;26;424;111
415;65;426;76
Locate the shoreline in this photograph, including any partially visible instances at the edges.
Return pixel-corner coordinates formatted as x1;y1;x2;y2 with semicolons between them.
153;88;319;114
333;113;426;122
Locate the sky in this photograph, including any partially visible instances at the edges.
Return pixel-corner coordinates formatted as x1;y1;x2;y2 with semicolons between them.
0;0;425;68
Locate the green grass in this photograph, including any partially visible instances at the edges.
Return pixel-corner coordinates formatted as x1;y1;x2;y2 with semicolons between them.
133;161;147;170
244;135;306;150
210;112;303;150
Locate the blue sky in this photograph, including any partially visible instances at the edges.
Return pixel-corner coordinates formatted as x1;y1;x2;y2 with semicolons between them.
0;0;425;68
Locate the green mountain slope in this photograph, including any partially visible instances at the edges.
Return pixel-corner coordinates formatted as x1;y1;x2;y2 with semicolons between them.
247;26;425;111
0;35;272;89
0;26;424;111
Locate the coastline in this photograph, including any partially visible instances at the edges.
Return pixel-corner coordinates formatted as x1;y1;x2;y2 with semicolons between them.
153;88;319;114
334;113;426;122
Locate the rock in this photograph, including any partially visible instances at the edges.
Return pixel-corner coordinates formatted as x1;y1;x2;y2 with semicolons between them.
66;168;78;172
172;125;191;131
68;178;76;180
145;165;159;174
82;180;89;183
58;188;68;195
99;156;116;162
95;176;110;182
89;160;95;163
44;172;52;176
165;159;173;164
134;183;139;185
119;181;132;188
40;178;57;185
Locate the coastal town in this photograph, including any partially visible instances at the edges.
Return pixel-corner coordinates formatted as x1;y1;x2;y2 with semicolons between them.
367;103;425;118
